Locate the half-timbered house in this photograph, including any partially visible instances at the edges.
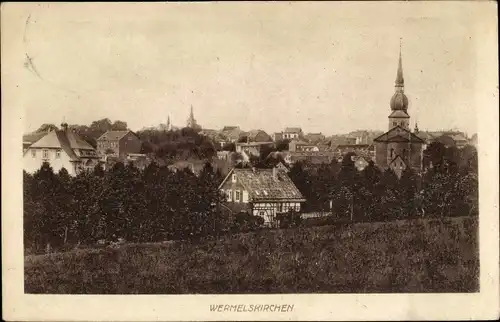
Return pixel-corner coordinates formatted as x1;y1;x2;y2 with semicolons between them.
218;167;306;227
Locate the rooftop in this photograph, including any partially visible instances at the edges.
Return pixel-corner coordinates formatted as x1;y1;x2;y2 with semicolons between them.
224;168;305;201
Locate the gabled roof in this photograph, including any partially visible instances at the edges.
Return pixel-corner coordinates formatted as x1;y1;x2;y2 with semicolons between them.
220;168;305;202
222;126;240;132
373;125;425;143
284;127;302;133
23;132;47;144
290;139;314;146
27;130;97;161
97;130;136;141
247;129;271;140
236;141;274;147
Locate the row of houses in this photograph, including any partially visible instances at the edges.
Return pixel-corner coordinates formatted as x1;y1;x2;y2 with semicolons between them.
23;124;153;176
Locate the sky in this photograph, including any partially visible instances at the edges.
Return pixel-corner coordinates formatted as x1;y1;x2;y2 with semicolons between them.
2;2;497;136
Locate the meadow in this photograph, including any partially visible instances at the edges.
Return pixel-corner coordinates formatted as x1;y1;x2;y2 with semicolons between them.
25;216;478;294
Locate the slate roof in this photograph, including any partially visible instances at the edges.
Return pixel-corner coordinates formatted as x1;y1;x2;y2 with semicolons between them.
373;126;425;143
27;130;98;161
236;141;274;147
222;126;240;132
286;151;336;165
23;132;47;144
284;127;302;133
304;133;325;142
97;130;135;141
222;168;305;202
223;128;244;141
247;129;271;141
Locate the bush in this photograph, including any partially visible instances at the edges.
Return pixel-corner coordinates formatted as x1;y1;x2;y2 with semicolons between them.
231;212;264;232
277;211;302;228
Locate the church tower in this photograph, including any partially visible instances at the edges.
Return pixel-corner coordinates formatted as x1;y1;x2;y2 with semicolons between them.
186;105;201;130
388;41;410;130
166;115;171;131
373;40;425;178
186;105;196;128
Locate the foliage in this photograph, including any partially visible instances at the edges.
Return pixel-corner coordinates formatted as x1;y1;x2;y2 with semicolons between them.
136;127;216;161
24;161;226;253
25;216;478;294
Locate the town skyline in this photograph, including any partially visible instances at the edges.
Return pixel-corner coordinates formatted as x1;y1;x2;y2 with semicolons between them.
4;2;485;136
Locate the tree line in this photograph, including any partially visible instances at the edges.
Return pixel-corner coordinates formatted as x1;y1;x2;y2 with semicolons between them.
24;140;478;254
287;142;478;221
24;161;226;254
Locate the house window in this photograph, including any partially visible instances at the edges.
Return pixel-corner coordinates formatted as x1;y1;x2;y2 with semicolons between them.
227;190;233;201
42;149;49;159
393;122;397;127
390;148;394;158
31;149;36;158
402;149;407;159
55;150;61;159
232;174;236;183
235;191;240;202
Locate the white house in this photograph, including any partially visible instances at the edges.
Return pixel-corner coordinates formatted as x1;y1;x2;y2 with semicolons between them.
23;123;101;176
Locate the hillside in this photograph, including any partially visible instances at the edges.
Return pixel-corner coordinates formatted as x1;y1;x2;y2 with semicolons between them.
25;216;478;294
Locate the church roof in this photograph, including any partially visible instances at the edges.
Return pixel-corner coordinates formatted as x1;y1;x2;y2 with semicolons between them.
390;92;409;111
389;110;410;118
373;125;425;143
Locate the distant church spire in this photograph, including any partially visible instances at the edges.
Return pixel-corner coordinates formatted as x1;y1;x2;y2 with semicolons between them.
186;105;199;129
395;38;404;91
166;115;171;131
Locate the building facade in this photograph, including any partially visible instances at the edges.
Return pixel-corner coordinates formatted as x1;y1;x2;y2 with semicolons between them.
288;140;320;152
97;130;142;159
282;127;303;140
23;123;101;176
373;46;425;178
219;167;306;227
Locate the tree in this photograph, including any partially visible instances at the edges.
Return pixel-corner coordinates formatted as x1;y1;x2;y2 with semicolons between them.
423;141;446;171
111;120;128;131
222;142;236;152
275;139;290;151
35;123;58;133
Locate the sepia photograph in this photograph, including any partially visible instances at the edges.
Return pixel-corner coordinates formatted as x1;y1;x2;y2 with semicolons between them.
2;1;498;321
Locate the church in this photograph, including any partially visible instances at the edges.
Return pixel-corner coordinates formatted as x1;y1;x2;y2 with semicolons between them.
373;45;425;178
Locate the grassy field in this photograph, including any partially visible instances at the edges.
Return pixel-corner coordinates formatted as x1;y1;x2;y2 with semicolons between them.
25;216;479;294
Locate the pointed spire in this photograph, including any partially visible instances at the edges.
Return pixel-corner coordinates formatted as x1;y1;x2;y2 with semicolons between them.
395;38;404;88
